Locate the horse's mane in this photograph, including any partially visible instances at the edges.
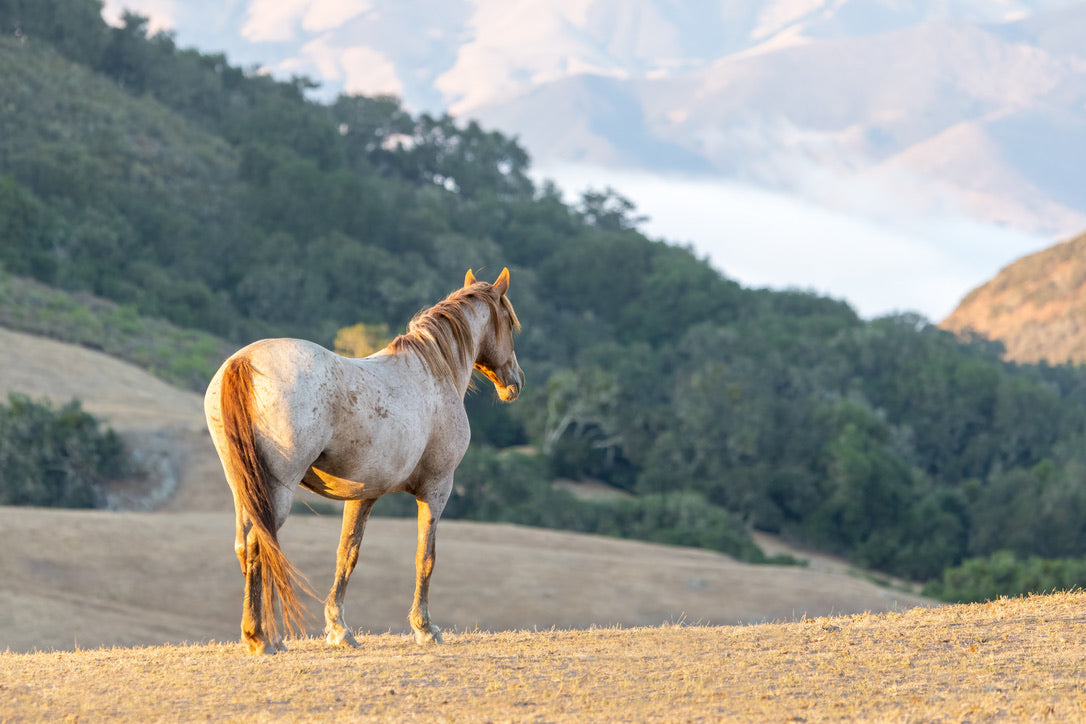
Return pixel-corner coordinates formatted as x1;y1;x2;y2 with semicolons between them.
388;282;520;381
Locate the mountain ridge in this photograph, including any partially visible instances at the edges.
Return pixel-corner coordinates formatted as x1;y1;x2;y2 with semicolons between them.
942;230;1086;364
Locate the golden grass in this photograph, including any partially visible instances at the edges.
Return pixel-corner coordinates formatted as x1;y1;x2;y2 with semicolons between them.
4;591;1085;722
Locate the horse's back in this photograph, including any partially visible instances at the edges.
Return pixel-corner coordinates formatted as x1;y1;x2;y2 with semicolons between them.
206;338;342;478
208;337;339;407
206;338;463;491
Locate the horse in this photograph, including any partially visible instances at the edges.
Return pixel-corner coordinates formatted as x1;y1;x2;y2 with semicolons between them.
203;268;523;654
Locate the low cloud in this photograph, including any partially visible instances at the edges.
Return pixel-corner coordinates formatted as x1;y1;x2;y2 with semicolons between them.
100;0;177;33
277;37;403;98
242;0;302;42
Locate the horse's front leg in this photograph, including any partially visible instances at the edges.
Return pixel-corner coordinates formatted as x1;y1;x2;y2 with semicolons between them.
324;498;375;647
409;492;448;644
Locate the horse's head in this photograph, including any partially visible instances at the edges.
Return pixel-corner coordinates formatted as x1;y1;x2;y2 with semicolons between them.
466;268;524;402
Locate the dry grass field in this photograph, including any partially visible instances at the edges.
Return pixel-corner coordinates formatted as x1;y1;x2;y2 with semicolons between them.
3;592;1086;722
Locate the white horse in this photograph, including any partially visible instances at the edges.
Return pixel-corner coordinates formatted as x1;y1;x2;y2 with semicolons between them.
204;269;523;654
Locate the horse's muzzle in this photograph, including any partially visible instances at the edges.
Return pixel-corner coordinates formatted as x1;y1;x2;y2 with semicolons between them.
476;362;524;402
497;381;521;402
497;365;524;402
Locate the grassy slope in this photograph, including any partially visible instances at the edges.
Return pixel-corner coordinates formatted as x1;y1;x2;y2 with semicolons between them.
0;507;933;655
3;591;1083;721
0;273;233;393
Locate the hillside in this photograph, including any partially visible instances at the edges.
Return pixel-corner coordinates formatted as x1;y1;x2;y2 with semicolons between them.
3;591;1083;721
0;326;934;653
0;507;932;655
0;325;226;511
942;230;1086;364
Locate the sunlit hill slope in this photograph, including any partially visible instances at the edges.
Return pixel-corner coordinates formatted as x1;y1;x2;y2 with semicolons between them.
942;230;1086;365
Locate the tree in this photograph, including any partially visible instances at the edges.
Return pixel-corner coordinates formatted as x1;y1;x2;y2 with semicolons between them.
0;394;126;507
577;187;647;232
618;244;744;345
0;0;109;66
805;399;921;569
101;11;160;94
334;322;392;358
390;114;533;199
0;176;54;279
538;368;627;484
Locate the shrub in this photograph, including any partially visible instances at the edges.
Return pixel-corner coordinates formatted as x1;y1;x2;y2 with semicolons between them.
0;394;127;507
924;550;1086;603
396;446;794;565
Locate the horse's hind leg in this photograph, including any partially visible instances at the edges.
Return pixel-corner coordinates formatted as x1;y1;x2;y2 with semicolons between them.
409;489;448;644
240;526;278;655
236;479;295;655
324;498;376;647
232;490;246;573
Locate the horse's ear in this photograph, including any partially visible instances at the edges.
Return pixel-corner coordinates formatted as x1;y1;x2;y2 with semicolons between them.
493;267;510;295
464;269;477;287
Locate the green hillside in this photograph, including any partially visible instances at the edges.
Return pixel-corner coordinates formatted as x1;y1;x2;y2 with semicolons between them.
4;0;1086;599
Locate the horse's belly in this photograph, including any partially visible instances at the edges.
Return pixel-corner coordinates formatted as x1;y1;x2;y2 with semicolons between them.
303;462;417;501
302;465;401;500
311;423;428;498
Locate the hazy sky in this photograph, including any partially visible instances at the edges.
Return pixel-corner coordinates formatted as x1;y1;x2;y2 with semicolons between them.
100;0;1060;321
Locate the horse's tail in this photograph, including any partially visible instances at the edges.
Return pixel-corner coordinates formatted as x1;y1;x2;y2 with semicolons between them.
220;356;311;640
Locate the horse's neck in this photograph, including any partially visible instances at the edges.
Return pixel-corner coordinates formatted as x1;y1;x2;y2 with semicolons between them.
385;298;490;400
446;300;491;397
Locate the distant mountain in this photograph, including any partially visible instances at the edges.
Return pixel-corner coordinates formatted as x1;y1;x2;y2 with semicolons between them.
941;231;1086;364
112;0;1086;237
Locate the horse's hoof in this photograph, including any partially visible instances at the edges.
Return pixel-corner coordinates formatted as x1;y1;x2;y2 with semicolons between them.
326;627;360;648
413;625;444;645
245;638;278;655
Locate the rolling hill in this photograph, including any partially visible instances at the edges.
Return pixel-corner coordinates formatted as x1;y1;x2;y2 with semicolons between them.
942;230;1086;364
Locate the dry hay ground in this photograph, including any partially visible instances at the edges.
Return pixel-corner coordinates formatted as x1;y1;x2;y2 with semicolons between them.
1;326;934;660
3;592;1086;722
